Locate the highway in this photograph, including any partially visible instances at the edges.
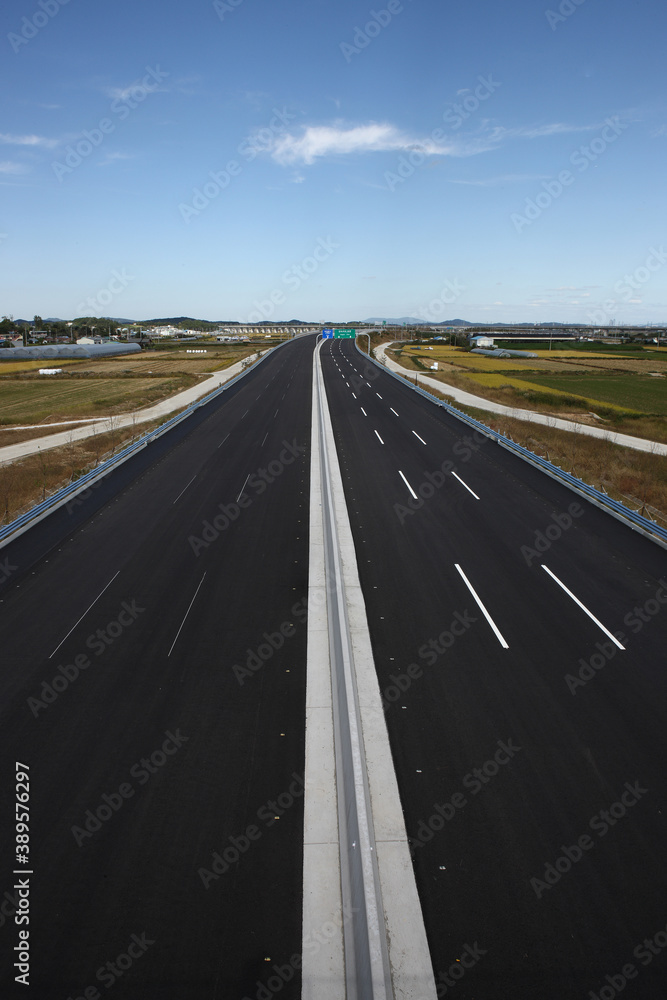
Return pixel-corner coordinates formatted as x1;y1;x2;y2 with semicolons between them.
320;338;667;999
0;335;314;998
0;330;665;998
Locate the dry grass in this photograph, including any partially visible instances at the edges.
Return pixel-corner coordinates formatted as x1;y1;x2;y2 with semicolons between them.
387;351;667;444
0;420;162;525
394;373;667;528
472;408;667;527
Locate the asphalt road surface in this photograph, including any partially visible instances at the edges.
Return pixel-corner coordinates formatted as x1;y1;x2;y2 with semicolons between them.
1;331;666;999
320;338;667;1000
0;335;314;999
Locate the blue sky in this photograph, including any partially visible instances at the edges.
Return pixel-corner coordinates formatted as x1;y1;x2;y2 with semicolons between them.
1;0;666;324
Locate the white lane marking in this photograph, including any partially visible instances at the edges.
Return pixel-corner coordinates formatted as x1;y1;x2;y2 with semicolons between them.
374;430;384;444
541;565;625;649
399;470;417;499
366;381;372;387
451;471;480;500
49;570;120;658
390;408;399;416
455;564;509;649
168;573;207;657
412;431;427;445
242;409;248;419
274;409;279;417
261;432;268;447
217;433;229;449
376;393;382;399
236;473;250;502
173;474;197;504
352;392;357;398
360;407;367;416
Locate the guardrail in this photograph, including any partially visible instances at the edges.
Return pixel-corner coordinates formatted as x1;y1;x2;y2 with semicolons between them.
355;342;667;552
0;346;278;549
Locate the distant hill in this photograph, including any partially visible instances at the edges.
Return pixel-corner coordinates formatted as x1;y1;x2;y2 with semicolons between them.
364;317;475;326
364;317;582;328
141;317;228;326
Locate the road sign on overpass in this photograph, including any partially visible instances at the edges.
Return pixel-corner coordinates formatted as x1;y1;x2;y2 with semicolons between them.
322;328;334;338
334;329;356;338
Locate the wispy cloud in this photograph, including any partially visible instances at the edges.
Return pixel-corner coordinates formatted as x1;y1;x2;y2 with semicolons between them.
447;173;549;186
504;122;602;138
0;132;58;149
265;117;614;168
106;79;167;102
97;151;135;166
267;122;488;166
0;161;25;174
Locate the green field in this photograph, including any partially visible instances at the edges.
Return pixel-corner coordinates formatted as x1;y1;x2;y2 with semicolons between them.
0;377;176;424
512;374;667;414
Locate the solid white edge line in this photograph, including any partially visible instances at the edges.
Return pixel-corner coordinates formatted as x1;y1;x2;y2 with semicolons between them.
374;431;384;445
399;470;418;500
167;573;207;657
411;431;427;445
316;342;437;998
173;474;197;504
455;564;509;649
49;570;120;658
451;471;480;500
541;565;625;649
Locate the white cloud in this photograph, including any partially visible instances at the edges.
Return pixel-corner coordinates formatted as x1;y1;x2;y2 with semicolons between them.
0;133;58;149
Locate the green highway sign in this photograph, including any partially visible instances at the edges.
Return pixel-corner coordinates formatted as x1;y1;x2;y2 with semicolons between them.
334;329;356;338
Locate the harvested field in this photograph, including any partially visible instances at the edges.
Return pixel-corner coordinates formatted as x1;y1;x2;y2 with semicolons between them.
0;377;181;425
